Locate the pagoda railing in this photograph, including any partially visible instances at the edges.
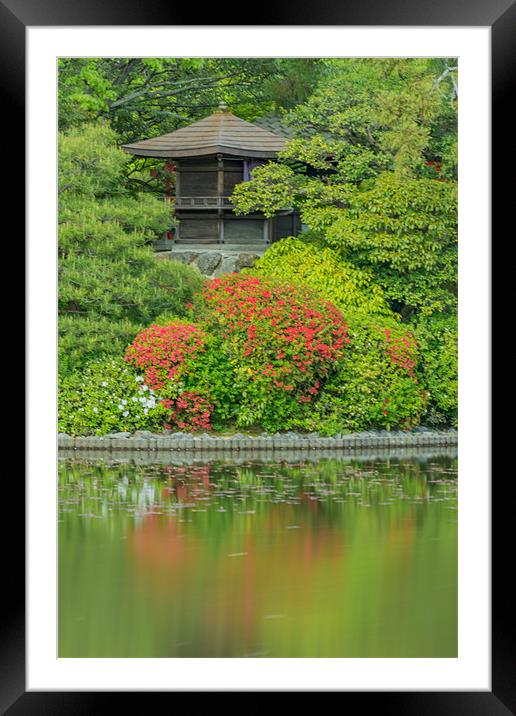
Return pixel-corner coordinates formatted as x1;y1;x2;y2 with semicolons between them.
175;196;234;209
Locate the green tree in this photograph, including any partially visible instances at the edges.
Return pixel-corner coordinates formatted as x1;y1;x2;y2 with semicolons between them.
305;174;457;317
232;58;458;319
281;57;458;180
58;58;325;139
58;123;202;375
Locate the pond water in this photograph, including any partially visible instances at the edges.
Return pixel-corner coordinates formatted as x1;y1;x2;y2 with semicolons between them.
58;451;458;658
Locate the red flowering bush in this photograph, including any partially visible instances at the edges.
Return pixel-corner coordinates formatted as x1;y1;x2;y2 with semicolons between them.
118;275;426;435
162;392;213;432
383;328;417;376
124;321;206;390
124;320;238;432
198;274;349;430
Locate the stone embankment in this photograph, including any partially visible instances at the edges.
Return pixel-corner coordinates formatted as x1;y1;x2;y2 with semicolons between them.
59;428;457;452
155;244;262;277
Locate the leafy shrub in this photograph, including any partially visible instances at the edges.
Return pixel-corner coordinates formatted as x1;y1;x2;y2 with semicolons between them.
248;237;392;317
58;357;168;436
58;315;141;378
248;237;455;432
173;333;241;428
414;314;458;426
198;273;349;431
121;276;350;433
60;275;444;437
124;321;240;431
293;317;428;435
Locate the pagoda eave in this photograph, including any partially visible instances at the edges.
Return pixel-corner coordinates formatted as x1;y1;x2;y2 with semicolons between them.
122;145;281;160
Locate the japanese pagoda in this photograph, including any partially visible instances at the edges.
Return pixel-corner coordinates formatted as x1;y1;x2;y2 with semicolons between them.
122;103;300;248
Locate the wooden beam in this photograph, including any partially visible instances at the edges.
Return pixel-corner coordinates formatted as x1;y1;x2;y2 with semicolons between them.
217;155;224;245
265;217;273;245
175;161;181;197
217;154;224;197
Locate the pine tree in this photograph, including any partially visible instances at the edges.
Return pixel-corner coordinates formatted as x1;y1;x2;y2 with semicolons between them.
58;123;202;375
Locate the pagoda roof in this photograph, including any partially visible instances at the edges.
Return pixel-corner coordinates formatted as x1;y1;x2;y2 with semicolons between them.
253;112;294;139
121;105;287;160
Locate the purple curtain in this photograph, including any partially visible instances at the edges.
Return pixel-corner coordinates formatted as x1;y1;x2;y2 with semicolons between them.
243;160;265;181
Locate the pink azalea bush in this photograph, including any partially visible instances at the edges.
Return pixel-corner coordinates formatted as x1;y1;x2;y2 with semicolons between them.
124;321;206;390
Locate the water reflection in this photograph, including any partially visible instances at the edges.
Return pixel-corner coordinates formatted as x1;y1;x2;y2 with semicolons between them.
59;454;457;658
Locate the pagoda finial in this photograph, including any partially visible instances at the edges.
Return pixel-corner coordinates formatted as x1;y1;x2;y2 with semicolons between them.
216;101;229;113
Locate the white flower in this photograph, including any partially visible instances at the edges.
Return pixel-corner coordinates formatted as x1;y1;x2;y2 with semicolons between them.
135;376;144;383
101;381;108;387
93;407;98;413
143;408;148;415
123;410;129;417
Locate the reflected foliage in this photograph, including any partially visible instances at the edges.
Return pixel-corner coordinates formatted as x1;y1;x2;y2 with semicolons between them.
59;455;457;658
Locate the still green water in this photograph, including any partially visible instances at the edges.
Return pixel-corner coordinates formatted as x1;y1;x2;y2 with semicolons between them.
58;453;457;658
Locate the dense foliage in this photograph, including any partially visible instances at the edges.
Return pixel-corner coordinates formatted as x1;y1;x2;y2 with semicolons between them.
293;318;428;435
124;321;241;431
59;273;434;436
414;314;458;427
248;237;392;317
58;58;325;138
58;124;202;375
246;242;432;432
306;174;457;317
249;237;456;429
200;274;349;430
58;58;458;435
231;58;458;321
281;58;457;181
233;170;457;319
229;58;458;427
58;357;168;436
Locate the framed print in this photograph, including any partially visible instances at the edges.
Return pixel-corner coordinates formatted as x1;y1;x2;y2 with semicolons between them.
5;0;507;709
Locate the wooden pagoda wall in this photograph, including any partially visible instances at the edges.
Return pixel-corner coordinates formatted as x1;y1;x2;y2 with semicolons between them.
172;156;298;247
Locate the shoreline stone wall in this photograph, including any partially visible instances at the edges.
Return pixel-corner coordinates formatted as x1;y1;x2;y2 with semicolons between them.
59;428;457;453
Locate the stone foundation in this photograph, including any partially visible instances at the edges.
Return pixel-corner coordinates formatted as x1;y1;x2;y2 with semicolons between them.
58;429;458;453
155;244;266;277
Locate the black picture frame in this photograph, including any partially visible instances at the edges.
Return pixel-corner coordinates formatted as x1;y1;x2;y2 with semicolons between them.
7;0;505;710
